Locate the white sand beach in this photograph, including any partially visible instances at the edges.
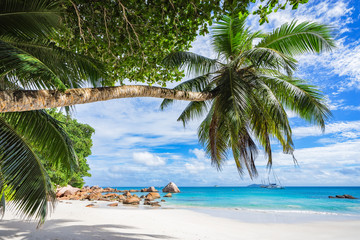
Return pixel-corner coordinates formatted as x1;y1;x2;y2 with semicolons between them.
1;200;360;240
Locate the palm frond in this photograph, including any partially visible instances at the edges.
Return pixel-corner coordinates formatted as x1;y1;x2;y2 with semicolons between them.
211;15;248;58
256;21;336;56
0;0;60;39
0;177;5;218
1;37;105;89
160;74;213;110
261;75;331;130
241;47;297;76
0;39;66;89
162;51;220;77
0;110;77;172
177;101;208;126
0;118;55;227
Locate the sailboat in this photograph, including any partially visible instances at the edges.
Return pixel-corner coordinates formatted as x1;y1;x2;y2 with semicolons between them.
262;171;285;189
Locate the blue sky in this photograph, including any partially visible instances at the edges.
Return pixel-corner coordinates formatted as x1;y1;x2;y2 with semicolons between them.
73;0;360;187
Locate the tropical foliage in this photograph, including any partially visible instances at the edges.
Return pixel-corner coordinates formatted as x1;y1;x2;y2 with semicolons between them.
56;0;309;86
0;0;103;226
39;110;94;189
161;14;335;177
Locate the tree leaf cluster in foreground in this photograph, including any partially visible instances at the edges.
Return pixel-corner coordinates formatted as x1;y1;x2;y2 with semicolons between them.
56;0;309;86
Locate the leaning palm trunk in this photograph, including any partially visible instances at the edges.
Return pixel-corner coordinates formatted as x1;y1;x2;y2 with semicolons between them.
0;86;214;113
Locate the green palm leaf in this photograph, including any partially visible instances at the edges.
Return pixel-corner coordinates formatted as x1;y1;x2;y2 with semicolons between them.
256;21;336;56
0;118;55;227
0;110;77;172
163;52;221;77
0;36;105;89
0;0;60;38
160;74;213;110
261;75;331;130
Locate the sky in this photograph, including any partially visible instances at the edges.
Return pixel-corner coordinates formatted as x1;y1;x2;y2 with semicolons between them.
73;0;360;187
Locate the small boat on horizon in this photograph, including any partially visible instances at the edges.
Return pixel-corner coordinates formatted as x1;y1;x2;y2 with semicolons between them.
260;170;285;189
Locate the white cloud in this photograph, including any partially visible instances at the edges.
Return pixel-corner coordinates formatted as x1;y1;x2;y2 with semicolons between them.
292;120;360;138
132;152;166;166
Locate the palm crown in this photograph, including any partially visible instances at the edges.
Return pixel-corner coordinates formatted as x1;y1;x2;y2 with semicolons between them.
161;15;335;177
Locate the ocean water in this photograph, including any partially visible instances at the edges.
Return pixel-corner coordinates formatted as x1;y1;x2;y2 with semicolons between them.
109;186;360;216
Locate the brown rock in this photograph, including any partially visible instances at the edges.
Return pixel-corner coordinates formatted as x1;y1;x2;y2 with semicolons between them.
86;204;95;207
56;185;80;198
88;192;102;200
69;195;80;200
149;186;159;192
146;192;160;200
90;185;100;190
162;182;180;193
161;199;166;202
164;193;172;197
129;189;139;193
123;196;140;205
336;195;345;198
104;193;118;198
141;188;147;192
123;192;132;198
103;187;115;192
328;196;336;198
344;194;357;199
150;201;161;207
118;195;126;201
63;190;73;197
107;203;118;207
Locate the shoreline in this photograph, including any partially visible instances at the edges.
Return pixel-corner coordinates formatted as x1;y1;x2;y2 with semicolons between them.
70;200;360;223
1;200;360;240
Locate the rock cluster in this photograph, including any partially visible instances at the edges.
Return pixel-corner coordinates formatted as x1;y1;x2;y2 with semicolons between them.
140;186;158;192
328;194;357;199
56;183;180;208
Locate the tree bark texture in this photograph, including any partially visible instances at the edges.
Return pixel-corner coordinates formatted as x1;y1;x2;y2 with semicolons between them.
0;85;215;112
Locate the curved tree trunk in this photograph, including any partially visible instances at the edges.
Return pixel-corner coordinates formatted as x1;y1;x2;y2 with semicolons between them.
0;85;214;113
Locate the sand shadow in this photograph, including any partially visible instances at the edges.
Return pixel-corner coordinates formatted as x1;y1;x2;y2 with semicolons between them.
0;219;174;240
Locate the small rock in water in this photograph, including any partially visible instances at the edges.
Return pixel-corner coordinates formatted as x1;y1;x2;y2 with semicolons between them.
336;195;345;198
147;186;158;192
164;193;172;197
344;194;357;199
161;199;166;202
86;204;95;208
328;194;358;199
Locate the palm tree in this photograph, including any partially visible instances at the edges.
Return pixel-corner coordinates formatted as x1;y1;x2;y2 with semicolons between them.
0;0;104;226
161;15;335;177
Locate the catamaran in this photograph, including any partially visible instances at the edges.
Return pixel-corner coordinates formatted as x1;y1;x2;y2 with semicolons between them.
260;171;285;189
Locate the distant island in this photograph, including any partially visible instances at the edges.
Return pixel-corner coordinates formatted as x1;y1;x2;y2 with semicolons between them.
246;184;263;188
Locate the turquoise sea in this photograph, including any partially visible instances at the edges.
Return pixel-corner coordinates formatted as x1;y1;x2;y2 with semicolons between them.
109;186;360;216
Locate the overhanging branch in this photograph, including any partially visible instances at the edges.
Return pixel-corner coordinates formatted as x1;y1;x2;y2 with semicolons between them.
0;85;215;112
